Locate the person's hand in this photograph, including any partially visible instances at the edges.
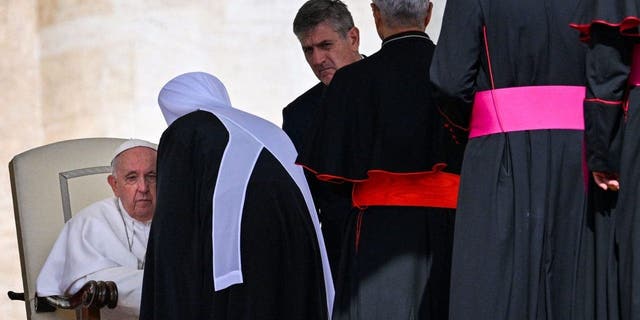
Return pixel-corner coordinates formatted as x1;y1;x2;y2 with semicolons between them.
592;171;620;191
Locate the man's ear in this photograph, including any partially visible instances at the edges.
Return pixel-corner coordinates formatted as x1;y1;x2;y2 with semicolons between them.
424;2;434;27
347;26;360;50
371;3;381;25
107;174;119;196
371;3;384;39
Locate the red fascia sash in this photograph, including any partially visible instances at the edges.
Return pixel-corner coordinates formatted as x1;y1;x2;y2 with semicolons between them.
352;165;460;209
469;85;585;138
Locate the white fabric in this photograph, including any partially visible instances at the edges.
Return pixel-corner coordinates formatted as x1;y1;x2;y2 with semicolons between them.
36;197;150;320
111;139;158;164
158;72;334;316
158;71;232;125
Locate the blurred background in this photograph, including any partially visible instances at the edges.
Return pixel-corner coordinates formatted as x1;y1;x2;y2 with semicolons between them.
0;0;446;318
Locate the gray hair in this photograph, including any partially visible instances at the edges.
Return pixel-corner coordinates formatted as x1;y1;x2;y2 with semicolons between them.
110;153;127;176
111;157;119;175
372;0;430;29
293;0;355;39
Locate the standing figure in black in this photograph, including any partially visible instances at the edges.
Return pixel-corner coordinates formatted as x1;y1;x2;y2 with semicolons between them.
431;0;593;319
284;0;363;279
297;1;459;319
140;72;333;320
573;1;640;319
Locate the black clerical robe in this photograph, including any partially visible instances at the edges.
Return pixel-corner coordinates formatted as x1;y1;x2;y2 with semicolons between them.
140;110;329;320
283;82;354;281
283;82;324;152
431;1;592;319
298;31;457;320
572;2;640;319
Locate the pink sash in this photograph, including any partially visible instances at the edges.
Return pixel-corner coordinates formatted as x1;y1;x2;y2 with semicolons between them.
469;85;585;138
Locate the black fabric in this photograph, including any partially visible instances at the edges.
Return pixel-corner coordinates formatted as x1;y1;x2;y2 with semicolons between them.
296;31;458;320
583;25;630;172
572;0;640;39
431;0;587;102
282;82;325;152
431;1;592;319
579;13;640;318
445;132;590;320
433;90;471;173
332;207;454;320
615;87;640;320
297;31;456;179
140;110;328;320
586;181;619;320
283;82;355;280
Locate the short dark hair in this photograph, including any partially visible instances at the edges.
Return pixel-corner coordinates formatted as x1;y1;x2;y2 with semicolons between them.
293;0;355;39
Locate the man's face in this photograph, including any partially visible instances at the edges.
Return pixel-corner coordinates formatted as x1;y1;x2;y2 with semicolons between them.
299;21;360;85
108;147;157;222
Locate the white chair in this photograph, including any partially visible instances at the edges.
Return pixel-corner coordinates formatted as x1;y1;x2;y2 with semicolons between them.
8;138;127;320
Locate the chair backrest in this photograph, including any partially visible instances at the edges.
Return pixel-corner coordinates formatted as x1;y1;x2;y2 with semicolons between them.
9;138;127;320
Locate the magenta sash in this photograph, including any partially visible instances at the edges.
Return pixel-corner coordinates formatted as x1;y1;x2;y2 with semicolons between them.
469;85;585;138
629;44;640;86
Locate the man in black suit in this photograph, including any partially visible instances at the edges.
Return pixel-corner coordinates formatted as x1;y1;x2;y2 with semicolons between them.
283;0;363;280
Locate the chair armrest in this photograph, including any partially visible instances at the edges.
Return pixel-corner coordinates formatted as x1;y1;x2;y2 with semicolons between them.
36;280;118;319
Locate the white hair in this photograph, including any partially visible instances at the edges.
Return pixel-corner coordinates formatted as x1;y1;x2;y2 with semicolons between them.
372;0;430;29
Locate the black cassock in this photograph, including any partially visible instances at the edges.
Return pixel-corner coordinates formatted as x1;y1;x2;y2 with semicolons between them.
283;82;324;152
283;83;355;280
431;0;593;319
573;1;640;319
140;110;329;320
298;31;458;320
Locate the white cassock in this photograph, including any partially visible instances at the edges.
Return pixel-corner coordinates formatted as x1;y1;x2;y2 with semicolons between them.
36;197;150;320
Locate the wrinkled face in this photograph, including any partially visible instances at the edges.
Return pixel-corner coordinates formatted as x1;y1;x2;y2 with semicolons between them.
299;21;360;85
108;147;157;222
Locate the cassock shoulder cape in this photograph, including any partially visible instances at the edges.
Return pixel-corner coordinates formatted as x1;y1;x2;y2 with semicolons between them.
297;31;454;181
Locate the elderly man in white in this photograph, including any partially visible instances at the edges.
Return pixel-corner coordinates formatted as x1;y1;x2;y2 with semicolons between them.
36;139;157;320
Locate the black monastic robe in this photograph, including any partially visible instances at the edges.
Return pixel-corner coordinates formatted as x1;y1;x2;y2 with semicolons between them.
140;110;328;320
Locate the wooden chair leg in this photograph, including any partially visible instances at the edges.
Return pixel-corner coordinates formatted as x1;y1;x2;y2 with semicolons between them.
82;306;101;320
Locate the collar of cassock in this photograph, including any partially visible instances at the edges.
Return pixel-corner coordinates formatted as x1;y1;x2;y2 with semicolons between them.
382;30;430;47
